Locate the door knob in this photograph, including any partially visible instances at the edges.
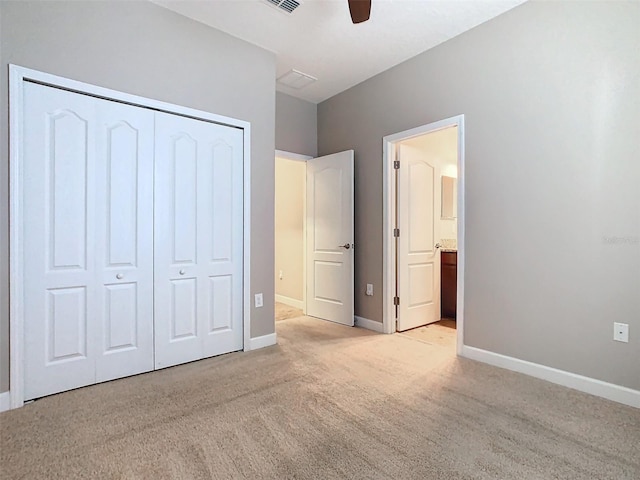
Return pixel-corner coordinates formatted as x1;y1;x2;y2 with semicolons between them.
435;243;442;249
116;273;124;279
179;269;186;275
339;243;352;250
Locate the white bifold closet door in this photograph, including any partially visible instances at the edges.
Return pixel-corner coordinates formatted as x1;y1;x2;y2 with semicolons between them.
23;82;154;400
153;112;244;369
22;82;244;400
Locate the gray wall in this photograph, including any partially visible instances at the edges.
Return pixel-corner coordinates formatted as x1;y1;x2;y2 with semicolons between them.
275;92;317;157
0;0;277;393
318;1;640;390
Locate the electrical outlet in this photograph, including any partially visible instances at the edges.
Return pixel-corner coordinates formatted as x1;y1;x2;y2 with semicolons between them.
613;322;629;343
366;284;374;296
254;293;263;308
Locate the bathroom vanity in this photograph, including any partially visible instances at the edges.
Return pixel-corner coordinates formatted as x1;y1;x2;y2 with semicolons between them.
441;250;457;319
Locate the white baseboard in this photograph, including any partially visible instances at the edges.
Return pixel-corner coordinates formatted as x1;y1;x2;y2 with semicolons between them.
248;333;277;351
0;391;10;412
461;345;640;409
355;316;384;333
275;294;304;310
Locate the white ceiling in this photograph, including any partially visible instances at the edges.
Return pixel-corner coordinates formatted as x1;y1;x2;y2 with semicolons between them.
152;0;526;104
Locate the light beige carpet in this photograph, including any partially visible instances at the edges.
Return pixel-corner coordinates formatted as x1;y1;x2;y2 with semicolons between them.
1;316;639;479
275;302;303;321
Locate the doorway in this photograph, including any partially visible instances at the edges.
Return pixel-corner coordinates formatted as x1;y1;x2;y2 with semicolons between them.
382;116;465;355
274;150;310;321
274;149;355;326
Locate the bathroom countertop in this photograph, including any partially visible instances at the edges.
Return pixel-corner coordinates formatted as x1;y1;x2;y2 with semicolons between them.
441;249;457;253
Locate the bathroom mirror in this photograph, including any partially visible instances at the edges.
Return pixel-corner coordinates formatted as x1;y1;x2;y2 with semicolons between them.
441;176;457;219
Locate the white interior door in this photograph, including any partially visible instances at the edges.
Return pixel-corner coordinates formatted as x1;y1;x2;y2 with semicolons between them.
23;82;154;400
396;143;441;332
94;100;155;383
23;83;97;400
305;150;354;326
154;112;244;369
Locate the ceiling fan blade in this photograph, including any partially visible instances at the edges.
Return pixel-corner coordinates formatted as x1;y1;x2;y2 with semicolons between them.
348;0;371;24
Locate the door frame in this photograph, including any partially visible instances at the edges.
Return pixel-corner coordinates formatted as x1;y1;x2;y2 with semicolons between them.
274;149;312;314
382;115;465;355
8;65;253;409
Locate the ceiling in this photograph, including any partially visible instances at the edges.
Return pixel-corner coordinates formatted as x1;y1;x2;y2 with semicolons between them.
152;0;526;104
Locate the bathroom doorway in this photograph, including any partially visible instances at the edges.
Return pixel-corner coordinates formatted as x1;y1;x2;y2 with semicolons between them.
382;116;465;354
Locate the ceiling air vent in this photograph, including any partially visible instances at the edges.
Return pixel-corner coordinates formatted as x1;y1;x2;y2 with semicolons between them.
265;0;302;15
277;69;317;90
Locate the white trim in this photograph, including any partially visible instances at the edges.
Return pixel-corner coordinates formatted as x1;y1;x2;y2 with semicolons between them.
461;346;640;409
382;115;466;354
274;149;310;314
247;333;278;351
455;118;466;356
275;149;313;162
0;392;10;412
302;166;307;316
302;161;307;316
9;65;25;409
381;138;394;335
354;316;384;333
275;295;304;310
9;65;252;410
14;66;251;129
243;116;252;356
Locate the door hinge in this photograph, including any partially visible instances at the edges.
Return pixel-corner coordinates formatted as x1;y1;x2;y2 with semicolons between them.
393;228;400;238
393;296;400;306
393;160;400;169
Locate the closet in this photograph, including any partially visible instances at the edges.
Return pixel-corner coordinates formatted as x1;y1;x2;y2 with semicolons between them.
21;81;244;400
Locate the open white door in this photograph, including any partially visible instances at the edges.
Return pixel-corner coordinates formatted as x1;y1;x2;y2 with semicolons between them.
306;151;354;326
396;143;441;331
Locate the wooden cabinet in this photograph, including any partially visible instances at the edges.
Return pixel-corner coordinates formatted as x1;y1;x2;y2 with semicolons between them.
441;251;457;319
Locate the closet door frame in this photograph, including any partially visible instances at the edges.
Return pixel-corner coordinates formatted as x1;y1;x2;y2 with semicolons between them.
8;65;253;410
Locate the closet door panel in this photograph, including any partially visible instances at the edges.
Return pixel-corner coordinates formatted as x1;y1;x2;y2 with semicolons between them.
95;101;154;382
154;115;203;368
199;126;244;358
154;112;243;369
23;83;98;400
